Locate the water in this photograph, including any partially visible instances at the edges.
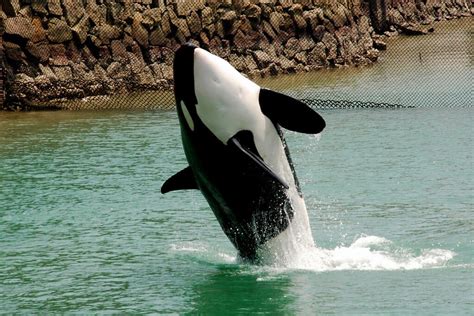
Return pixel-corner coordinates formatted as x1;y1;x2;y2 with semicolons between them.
1;19;473;314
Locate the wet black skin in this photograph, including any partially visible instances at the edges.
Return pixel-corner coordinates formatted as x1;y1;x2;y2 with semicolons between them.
170;44;296;260
165;44;326;260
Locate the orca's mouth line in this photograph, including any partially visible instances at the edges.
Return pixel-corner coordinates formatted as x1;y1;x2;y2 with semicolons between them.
299;98;413;109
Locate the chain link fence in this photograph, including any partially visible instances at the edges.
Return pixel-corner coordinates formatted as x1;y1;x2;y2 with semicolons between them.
1;1;472;111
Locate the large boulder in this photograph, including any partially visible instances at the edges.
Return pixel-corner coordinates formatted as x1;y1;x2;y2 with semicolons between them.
31;17;47;43
284;37;301;59
252;50;273;68
48;0;63;16
326;4;348;28
48;18;73;43
387;8;406;27
233;29;261;50
269;11;284;33
175;0;205;16
149;26;168;46
5;17;35;40
160;11;172;36
142;8;162;26
52;66;73;81
201;7;214;26
49;44;68;66
4;41;26;62
110;40;128;61
85;0;106;26
4;0;20;16
303;8;323;31
62;0;85;26
289;4;307;30
322;32;338;61
71;14;90;44
94;24;121;44
308;42;328;66
26;41;50;63
187;11;202;34
299;35;316;51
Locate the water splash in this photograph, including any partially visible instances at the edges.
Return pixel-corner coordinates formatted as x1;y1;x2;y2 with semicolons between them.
170;235;455;272
171;242;237;264
285;235;455;271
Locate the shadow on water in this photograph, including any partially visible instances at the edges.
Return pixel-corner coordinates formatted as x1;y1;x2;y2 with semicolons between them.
187;265;296;315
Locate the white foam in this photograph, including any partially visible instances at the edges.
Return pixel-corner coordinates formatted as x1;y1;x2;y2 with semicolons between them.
170;235;456;272
171;242;237;264
170;242;208;253
265;235;456;271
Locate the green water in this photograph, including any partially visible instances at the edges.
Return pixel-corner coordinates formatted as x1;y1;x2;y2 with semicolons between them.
1;19;473;314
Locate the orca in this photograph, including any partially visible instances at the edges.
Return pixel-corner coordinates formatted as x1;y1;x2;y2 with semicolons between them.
162;43;326;262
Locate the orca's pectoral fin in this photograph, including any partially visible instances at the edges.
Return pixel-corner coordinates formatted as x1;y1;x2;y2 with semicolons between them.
228;135;289;189
161;166;199;194
259;88;326;134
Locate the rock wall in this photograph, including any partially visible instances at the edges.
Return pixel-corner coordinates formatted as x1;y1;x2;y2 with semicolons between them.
0;19;5;108
0;67;4;109
376;0;472;34
1;0;471;109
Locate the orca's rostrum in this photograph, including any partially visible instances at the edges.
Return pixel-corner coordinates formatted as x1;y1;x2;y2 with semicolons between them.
162;43;326;262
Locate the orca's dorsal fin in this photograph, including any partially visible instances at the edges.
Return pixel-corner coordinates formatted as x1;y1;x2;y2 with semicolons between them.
259;88;326;134
161;166;199;194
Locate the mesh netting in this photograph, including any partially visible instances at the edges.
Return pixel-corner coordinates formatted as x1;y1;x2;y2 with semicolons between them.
0;1;472;111
300;99;407;109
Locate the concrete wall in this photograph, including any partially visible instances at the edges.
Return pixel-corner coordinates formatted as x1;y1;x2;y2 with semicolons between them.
1;0;471;109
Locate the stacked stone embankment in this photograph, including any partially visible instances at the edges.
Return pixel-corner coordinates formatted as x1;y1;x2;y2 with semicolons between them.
1;0;471;109
0;19;4;109
0;67;4;109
